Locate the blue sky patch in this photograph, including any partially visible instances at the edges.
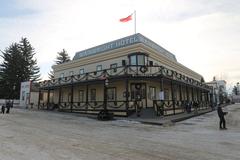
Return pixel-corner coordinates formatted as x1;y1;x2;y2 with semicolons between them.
0;0;37;18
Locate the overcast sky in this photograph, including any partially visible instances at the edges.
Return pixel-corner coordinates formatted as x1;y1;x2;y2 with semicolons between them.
0;0;239;91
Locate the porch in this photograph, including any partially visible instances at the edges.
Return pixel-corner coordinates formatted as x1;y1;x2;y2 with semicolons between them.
38;65;212;117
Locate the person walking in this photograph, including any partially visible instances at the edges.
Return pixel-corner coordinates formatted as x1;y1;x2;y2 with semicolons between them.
217;105;228;130
1;105;5;114
6;101;10;114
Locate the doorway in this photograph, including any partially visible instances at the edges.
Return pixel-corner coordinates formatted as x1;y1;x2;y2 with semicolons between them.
130;83;147;108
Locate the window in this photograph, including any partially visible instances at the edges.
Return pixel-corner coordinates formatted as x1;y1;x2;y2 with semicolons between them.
129;54;146;65
107;88;116;101
79;68;84;75
138;55;145;65
90;89;96;101
69;71;74;76
68;93;72;102
149;87;156;100
110;63;117;73
60;73;64;78
96;65;102;71
79;90;84;102
130;55;137;65
164;89;169;100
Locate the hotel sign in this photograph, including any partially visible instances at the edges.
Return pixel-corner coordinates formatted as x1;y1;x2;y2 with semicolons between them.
73;33;176;61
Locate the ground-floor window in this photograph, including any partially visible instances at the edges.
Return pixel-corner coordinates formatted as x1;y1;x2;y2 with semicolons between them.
79;90;84;102
164;88;169;100
107;87;116;101
90;89;96;101
68;93;72;102
149;86;156;100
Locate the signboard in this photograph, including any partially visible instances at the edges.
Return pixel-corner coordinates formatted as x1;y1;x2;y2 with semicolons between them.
73;33;176;61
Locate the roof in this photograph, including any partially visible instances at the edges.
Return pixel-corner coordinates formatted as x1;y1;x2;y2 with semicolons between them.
73;33;177;62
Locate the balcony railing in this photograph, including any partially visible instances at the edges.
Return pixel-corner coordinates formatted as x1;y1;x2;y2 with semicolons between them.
153;100;210;116
39;65;211;90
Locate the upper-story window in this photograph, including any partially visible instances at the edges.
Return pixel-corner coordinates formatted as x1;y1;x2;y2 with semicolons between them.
130;55;137;65
138;55;145;65
96;65;102;71
129;53;147;66
79;68;84;75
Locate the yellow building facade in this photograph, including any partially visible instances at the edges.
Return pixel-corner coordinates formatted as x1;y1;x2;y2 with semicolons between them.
39;33;211;117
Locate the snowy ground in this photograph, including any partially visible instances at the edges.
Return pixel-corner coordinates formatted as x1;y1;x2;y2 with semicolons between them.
0;104;240;160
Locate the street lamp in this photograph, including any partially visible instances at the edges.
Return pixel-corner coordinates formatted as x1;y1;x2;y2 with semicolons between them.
98;78;113;120
103;78;109;113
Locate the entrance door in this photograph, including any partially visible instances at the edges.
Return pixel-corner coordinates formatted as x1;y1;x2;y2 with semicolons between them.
130;83;147;108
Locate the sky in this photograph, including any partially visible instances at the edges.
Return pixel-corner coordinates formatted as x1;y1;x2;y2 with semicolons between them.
0;0;239;91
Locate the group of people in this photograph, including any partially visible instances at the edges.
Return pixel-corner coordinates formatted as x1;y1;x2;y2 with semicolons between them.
1;101;12;114
185;101;199;113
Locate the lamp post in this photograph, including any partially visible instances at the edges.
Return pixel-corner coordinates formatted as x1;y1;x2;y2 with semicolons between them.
98;78;113;120
103;78;109;112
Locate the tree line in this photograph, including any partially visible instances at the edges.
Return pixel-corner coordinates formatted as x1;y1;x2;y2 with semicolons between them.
0;38;71;99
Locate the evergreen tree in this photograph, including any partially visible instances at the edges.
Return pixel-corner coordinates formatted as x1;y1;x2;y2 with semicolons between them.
19;38;41;81
0;38;41;99
48;49;71;80
55;49;70;64
0;43;23;99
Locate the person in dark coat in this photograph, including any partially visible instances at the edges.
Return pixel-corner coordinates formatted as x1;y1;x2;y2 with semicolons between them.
217;106;228;129
6;101;10;114
1;105;5;114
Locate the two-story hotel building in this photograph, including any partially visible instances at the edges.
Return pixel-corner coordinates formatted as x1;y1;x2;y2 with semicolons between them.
38;33;211;117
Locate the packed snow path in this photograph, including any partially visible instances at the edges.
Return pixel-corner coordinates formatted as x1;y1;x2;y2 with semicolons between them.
0;104;239;160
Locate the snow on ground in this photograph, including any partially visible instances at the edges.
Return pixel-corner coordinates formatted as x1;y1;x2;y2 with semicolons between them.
0;104;240;160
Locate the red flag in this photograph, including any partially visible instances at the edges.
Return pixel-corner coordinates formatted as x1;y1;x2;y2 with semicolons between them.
120;14;132;22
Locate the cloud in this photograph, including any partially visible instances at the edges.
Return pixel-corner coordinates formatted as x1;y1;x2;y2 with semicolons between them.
0;0;240;84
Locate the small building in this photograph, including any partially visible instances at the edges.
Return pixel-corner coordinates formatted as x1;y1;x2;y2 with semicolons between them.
206;77;227;106
38;33;211;117
20;81;40;109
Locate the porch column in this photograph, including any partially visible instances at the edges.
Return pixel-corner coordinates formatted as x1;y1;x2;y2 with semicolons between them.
86;84;89;111
191;87;194;102
70;83;74;112
125;78;129;116
160;77;163;92
179;84;182;101
47;88;50;110
186;85;189;101
171;81;175;115
58;86;62;108
38;89;41;110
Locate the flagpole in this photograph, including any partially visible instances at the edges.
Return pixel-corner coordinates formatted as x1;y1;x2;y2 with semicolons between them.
134;10;136;34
